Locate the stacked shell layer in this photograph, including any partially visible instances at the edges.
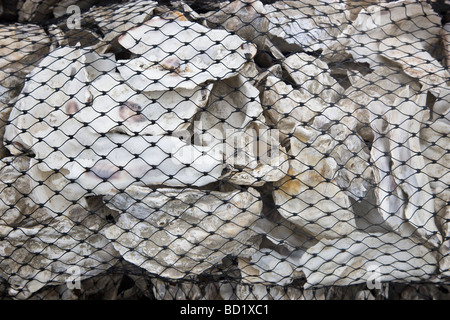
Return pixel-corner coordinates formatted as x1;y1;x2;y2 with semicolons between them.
0;0;449;300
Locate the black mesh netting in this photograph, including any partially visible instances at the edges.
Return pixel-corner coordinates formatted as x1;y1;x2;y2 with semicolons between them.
0;0;449;301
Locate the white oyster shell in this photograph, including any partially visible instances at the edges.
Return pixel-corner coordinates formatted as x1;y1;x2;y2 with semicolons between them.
204;0;269;48
117;14;257;91
420;86;450;274
0;23;51;82
87;72;212;136
368;86;442;247
238;248;298;286
4;45;226;212
262;76;327;137
196;75;288;186
379;34;449;89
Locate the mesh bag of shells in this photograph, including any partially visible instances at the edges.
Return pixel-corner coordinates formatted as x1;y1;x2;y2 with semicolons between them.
0;0;449;300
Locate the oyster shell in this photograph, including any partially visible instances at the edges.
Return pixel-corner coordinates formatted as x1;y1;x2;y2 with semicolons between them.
195;75;288;186
0;23;51;87
4;46;91;156
420;86;450;274
204;0;269;49
4;45;226;209
88;72;213;136
368;86;442;247
265;0;351;53
379;34;449;88
336;66;421;142
196;75;263;141
0;159;119;299
300;231;438;288
117;14;257;91
282;53;344;105
238;249;295;286
262;76;327;137
273;125;357;239
103;186;262;279
444;23;450;68
87;0;157;45
327;0;442;67
0;214;119;299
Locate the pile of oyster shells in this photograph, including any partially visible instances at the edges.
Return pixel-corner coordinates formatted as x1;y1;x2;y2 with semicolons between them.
0;0;449;300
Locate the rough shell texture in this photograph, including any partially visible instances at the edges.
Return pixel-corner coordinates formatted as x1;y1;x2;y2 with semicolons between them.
204;0;269;48
87;0;157;45
265;0;351;52
195;74;288;186
0;158;119;299
282;53;344;105
420;86;450;274
336;66;420;142
237;249;295;285
262;76;327;137
300;232;438;288
326;0;442;66
379;34;449;88
103;186;263;279
0;23;51;85
4;46;91;157
1;0;449;299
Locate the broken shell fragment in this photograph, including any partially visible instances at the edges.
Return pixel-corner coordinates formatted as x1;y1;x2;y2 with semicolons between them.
196;75;263;141
0;156;45;227
195;75;288;186
0;23;51;76
151;277;204;300
443;23;450;68
0;185;119;299
420;86;450;274
0;158;119;299
336;66;420;142
223;123;289;186
4;46;91;156
1;0;450;299
117;14;257;91
25;132;225;210
0;214;119;299
103;186;262;279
